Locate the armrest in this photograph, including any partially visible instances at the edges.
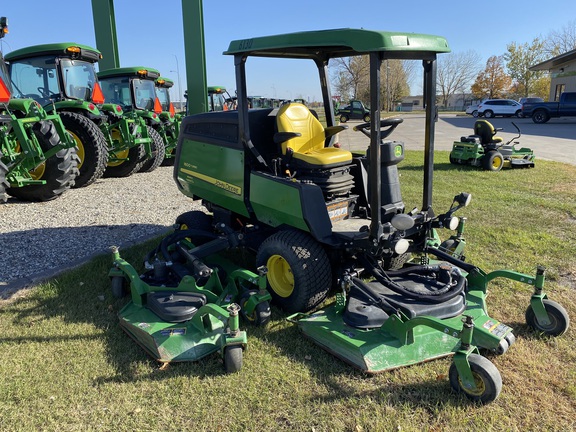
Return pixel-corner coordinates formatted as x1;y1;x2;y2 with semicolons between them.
324;125;348;139
273;131;301;144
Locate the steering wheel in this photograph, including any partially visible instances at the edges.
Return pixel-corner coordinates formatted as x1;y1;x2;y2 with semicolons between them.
353;118;404;139
37;87;57;98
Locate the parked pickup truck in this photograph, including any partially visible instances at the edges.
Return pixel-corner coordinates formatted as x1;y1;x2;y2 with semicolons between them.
521;92;576;123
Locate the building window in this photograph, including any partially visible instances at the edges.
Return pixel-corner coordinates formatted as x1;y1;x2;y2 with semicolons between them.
554;84;565;101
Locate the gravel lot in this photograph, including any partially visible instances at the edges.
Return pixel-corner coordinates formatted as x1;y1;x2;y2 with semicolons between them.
0;166;201;298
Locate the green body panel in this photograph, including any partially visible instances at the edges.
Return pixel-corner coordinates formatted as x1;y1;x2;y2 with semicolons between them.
176;140;249;217
182;0;207;114
4;42;101;63
225;28;450;58
118;302;246;363
51;99;101;116
249;172;309;231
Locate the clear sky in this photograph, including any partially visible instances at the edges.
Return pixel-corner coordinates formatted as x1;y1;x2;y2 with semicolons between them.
2;1;575;102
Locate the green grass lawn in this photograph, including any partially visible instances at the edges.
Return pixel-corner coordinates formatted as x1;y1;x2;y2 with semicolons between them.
1;151;575;431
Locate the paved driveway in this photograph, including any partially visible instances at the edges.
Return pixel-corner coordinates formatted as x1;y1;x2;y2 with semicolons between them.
337;114;575;165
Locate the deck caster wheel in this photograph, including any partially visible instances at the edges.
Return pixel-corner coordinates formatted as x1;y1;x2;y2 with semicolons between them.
240;290;271;327
111;276;129;299
449;354;502;404
525;299;570;337
223;345;243;373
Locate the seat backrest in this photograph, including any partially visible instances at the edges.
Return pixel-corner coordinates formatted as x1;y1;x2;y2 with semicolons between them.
276;102;325;155
474;120;497;144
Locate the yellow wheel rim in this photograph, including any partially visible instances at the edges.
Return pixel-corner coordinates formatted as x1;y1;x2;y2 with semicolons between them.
68;130;85;169
267;254;294;298
107;129;128;167
459;371;486;397
492;156;503;170
16;141;45;179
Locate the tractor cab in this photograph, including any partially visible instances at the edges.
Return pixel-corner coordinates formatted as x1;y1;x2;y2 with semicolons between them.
97;67;162;118
6;43;104;114
155;76;177;120
208;86;230;111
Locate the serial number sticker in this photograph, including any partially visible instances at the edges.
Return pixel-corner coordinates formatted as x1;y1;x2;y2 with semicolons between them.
327;201;348;222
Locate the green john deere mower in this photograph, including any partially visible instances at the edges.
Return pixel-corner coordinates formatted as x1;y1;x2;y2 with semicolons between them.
112;28;568;401
0;18;79;202
98;67;166;172
450;120;535;171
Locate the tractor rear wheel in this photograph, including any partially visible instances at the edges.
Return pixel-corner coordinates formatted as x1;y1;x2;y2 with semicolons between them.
482;150;504;171
103;128;145;178
0;155;8;202
138;126;165;173
256;230;331;313
6;121;79;202
59;111;108;188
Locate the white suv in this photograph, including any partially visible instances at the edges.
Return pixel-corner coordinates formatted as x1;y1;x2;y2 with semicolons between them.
477;99;522;118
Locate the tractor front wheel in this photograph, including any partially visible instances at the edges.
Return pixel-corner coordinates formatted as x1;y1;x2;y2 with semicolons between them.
104;128;145;178
6;121;79;202
482;150;504;171
138;126;165;173
0;154;9;202
449;354;502;404
525;299;569;336
256;230;331;313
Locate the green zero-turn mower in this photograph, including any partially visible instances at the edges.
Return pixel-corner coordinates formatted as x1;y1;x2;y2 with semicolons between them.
97;67;166;172
155;77;181;165
0;18;79;202
450;120;535;171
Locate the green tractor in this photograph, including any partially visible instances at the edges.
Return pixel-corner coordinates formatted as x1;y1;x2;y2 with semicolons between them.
0;17;78;202
5;43;160;180
207;86;232;111
450;120;535;171
97;67;166;172
154;76;181;165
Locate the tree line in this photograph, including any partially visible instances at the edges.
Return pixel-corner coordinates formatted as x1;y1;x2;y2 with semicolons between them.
332;20;576;108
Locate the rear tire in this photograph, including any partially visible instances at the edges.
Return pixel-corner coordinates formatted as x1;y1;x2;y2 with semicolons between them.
483;110;494;118
532;110;549;124
362;113;371;122
138;126;165;173
6;121;79;202
0;155;9;203
256;230;331;313
59;111;108;188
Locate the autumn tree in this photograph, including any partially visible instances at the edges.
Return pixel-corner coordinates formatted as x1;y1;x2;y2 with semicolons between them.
471;56;511;99
544;19;576;56
331;55;369;101
504;38;548;98
436;50;482;108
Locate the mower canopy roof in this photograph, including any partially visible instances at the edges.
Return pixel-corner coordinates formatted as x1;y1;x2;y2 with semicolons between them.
155;77;174;88
5;43;101;63
98;66;160;80
224;28;450;60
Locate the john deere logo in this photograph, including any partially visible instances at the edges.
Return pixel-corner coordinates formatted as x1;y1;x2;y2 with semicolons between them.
394;145;403;157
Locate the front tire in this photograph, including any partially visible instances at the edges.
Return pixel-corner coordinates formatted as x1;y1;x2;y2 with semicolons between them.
138;126;165;173
339;114;349;123
482;150;504;171
6;121;79;202
104;128;146;178
59;111;108;188
239;290;271;327
525;299;570;336
256;230;331;313
223;345;243;373
0;155;9;202
449;354;502;404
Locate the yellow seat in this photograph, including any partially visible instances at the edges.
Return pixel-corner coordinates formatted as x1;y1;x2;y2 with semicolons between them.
474;120;503;145
275;103;351;167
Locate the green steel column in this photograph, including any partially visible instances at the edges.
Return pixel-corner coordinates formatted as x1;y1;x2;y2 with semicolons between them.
182;0;208;114
91;0;120;70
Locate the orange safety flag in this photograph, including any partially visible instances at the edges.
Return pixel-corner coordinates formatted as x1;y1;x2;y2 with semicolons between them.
0;77;11;103
154;97;162;114
91;82;105;105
